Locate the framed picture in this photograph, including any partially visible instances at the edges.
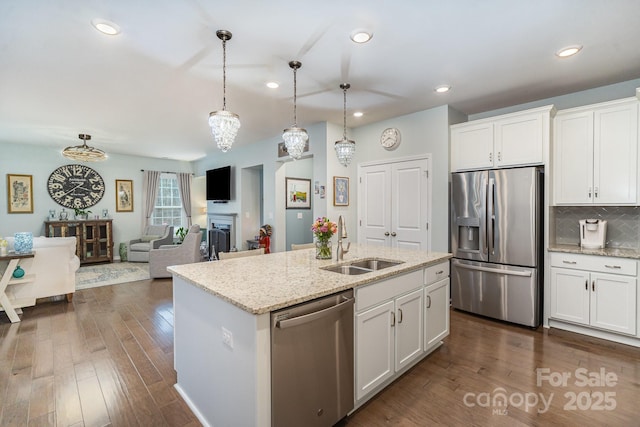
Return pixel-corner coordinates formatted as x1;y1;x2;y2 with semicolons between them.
333;176;349;206
286;177;311;209
7;174;34;213
116;179;133;212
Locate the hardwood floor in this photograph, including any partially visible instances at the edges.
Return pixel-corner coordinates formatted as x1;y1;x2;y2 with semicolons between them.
2;279;639;426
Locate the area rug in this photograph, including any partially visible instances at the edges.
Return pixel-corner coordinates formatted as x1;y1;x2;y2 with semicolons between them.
76;262;150;290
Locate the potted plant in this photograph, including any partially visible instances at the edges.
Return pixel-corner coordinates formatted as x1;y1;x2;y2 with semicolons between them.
175;226;187;243
74;208;92;220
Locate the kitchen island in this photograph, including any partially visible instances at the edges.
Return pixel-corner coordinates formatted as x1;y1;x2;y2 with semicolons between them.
168;244;451;427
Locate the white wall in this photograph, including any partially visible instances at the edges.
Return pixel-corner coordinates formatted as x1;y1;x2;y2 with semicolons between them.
0;142;193;255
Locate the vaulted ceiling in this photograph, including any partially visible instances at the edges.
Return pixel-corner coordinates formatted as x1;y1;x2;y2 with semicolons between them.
1;0;639;161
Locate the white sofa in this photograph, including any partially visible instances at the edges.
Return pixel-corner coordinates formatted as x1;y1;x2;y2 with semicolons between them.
2;236;80;309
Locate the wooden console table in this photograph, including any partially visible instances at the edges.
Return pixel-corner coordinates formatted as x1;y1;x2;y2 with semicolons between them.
0;252;36;323
45;219;113;264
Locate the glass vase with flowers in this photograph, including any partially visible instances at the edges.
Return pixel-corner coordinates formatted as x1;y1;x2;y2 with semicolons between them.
311;216;337;259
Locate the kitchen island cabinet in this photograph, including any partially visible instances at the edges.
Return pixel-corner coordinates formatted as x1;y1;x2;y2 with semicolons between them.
169;244;451;427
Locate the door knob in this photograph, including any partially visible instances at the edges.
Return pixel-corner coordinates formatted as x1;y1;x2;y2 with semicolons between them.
391;232;397;237
384;232;390;236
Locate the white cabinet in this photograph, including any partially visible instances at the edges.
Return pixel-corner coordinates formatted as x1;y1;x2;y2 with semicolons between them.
425;278;450;350
553;99;639;205
355;270;423;402
451;105;553;171
550;253;637;336
358;157;429;250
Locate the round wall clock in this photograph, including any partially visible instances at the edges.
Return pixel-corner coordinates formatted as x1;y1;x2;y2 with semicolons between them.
380;127;401;150
47;164;105;209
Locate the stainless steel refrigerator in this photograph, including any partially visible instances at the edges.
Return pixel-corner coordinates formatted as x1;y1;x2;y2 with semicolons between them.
450;166;543;327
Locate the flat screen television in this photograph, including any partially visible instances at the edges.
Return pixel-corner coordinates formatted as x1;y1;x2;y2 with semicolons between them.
206;166;232;202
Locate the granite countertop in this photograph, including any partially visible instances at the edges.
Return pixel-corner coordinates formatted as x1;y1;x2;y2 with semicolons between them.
168;244;452;315
548;244;640;260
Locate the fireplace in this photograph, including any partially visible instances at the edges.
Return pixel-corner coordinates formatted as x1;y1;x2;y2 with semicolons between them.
207;213;237;259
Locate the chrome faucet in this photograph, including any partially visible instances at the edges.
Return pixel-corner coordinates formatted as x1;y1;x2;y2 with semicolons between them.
336;215;350;261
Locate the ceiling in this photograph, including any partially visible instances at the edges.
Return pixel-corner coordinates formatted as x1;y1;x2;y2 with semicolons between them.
1;1;640;162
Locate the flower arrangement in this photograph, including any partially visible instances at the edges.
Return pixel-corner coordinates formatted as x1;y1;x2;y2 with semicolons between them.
311;217;337;242
0;237;8;247
311;217;337;259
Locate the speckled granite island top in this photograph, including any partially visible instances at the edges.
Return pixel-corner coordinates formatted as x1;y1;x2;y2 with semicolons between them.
549;244;640;260
168;244;452;315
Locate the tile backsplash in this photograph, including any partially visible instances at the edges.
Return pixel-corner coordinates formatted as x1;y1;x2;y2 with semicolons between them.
552;206;640;249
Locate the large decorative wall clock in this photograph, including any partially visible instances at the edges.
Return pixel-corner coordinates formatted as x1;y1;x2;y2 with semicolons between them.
47;164;105;209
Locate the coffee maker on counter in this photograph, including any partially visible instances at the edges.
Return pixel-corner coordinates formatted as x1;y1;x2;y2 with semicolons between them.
579;219;607;249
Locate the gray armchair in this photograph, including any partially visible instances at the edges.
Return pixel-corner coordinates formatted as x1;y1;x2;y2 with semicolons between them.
128;224;174;262
149;224;203;278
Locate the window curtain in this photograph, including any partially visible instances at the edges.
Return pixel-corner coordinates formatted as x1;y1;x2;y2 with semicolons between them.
142;170;161;228
177;172;193;227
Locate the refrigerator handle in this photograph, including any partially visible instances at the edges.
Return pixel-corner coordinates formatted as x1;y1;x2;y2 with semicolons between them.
487;177;495;255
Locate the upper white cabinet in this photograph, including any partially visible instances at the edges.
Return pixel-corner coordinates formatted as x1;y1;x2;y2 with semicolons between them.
451;105;554;171
553;98;639;205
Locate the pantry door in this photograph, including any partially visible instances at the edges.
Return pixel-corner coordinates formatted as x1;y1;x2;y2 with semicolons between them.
359;157;430;250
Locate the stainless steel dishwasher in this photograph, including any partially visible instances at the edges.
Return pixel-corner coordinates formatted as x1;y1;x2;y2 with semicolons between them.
271;289;354;427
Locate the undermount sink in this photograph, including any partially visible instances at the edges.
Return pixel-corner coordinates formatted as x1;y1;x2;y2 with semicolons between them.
321;258;405;275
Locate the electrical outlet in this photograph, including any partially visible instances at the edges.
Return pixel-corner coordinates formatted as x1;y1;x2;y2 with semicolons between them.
221;327;233;349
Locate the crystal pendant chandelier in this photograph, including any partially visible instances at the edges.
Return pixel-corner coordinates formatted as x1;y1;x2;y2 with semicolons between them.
62;134;107;162
282;61;308;160
209;30;240;152
334;83;355;167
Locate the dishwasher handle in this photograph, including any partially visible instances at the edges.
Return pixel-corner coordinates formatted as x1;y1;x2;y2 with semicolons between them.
276;295;355;329
454;262;532;277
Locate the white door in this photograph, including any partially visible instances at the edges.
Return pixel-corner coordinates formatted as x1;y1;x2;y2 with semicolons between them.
359;164;391;246
359;157;429;250
425;278;450;350
494;112;543;167
391;159;428;250
590;273;637;335
355;300;394;401
550;268;590;325
394;288;424;371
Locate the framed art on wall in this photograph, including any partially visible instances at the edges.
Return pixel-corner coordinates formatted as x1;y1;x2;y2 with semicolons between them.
116;179;133;212
333;176;349;206
7;174;34;213
286;177;311;209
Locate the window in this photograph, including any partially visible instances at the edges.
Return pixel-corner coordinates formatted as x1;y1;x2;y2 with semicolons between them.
151;173;185;227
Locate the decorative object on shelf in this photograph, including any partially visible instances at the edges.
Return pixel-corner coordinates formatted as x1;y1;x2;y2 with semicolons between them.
62;133;107;162
116;179;133;212
334;83;356;166
102;209;109;218
312;216;337;260
333;176;349;206
282;60;308;160
13;232;33;254
380;127;401;150
7;173;34;214
74;208;91;220
48;164;105;208
59;208;68;220
12;265;25;279
49;209;56;220
0;237;7;256
285;177;311;209
209;30;241;153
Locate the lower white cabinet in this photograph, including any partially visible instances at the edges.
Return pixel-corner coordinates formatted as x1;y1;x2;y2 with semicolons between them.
354;262;450;404
550;253;637;336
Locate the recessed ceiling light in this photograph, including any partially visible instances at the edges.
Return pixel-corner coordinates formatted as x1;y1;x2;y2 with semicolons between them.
435;85;451;93
353;111;364;118
556;45;582;58
91;19;120;35
266;81;279;89
350;30;373;44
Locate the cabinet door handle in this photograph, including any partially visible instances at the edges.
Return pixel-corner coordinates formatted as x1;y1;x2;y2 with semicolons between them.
592;281;595;292
390;232;397;237
489;152;493;163
397;309;403;324
497;151;502;162
588;187;592;198
384;232;390;236
585;280;588;291
390;311;395;327
427;295;432;308
594;187;599;198
562;260;577;265
436;270;444;275
604;265;621;269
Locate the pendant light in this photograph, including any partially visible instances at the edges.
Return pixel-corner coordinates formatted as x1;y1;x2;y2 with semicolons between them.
282;61;308;160
209;30;241;152
62;134;107;162
334;83;355;167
